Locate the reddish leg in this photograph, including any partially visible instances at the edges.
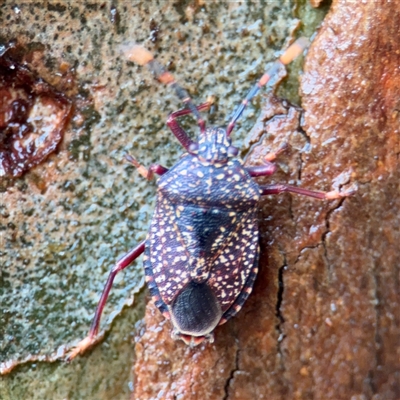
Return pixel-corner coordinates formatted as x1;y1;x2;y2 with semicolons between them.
260;184;356;199
167;102;211;150
246;162;276;177
246;143;288;177
125;154;168;180
67;240;145;361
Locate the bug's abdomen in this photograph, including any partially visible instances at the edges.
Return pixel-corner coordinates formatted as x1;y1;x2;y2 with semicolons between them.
146;194;259;315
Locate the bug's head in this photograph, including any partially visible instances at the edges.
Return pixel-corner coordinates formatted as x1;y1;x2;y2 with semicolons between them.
190;127;239;163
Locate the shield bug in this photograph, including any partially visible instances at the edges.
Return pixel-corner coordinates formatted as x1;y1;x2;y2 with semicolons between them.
67;38;354;359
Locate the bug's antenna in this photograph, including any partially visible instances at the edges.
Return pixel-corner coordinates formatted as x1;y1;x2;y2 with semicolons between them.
123;43;206;134
226;37;309;136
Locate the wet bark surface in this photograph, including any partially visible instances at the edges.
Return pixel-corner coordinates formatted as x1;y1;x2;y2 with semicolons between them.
133;1;399;399
0;47;71;178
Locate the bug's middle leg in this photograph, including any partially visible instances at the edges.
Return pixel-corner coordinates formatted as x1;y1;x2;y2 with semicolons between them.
246;143;288;177
260;183;355;199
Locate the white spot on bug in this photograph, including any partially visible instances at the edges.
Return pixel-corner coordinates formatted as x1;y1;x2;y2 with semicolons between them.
219;255;227;263
159;275;166;282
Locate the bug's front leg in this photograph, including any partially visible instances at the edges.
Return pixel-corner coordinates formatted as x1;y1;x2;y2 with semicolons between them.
260;183;356;199
125;154;169;180
66;240;146;361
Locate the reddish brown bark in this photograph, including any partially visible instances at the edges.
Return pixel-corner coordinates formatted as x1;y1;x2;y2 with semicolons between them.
133;2;399;399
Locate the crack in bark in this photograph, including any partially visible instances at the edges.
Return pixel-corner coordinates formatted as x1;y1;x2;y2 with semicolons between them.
321;197;346;267
288;193;295;223
293;244;320;266
223;347;240;400
275;251;287;377
297;122;311;183
297;152;303;183
298;115;311;144
276;256;286;327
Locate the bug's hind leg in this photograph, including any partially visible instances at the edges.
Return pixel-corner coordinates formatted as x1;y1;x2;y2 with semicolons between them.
66;241;146;361
125;154;169;180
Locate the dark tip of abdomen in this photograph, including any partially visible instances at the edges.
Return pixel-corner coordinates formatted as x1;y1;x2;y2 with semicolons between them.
170;281;222;337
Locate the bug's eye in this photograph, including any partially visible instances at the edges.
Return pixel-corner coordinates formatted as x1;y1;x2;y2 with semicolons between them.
227;146;239;156
188;143;199;153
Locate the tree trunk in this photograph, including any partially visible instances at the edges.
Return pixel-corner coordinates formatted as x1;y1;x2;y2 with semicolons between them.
133;2;400;399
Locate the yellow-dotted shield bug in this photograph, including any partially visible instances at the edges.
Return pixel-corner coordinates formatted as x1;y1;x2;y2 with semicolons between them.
67;38;355;359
